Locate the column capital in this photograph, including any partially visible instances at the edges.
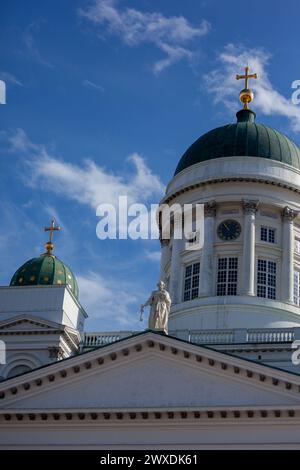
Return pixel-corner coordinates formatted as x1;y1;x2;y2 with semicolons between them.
282;206;298;221
48;346;64;360
242;199;259;215
160;238;170;247
204;201;217;217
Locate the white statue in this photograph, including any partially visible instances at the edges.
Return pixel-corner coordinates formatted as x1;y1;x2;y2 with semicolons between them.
140;281;171;334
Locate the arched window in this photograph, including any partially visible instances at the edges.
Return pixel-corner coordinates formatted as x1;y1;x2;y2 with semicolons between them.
7;364;31;379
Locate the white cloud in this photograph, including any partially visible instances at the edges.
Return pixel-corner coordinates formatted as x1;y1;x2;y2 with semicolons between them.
145;249;160;262
79;0;210;73
82;79;105;92
204;44;300;132
23;21;54;69
7;128;43;153
7;129;165;210
0;72;22;87
77;271;144;328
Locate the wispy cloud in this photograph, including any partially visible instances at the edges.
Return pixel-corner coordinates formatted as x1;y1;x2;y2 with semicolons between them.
7;129;164;210
204;44;300;132
82;79;105;92
23;21;54;69
77;271;144;328
79;0;210;73
4;129;163;326
145;249;160;262
0;200;42;283
0;72;22;87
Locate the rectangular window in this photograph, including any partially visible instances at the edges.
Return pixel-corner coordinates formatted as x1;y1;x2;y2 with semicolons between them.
294;271;300;306
183;262;200;301
217;257;238;296
260;226;276;243
295;239;300;254
257;259;276;300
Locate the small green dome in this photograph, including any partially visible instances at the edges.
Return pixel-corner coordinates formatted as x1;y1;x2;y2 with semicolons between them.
10;254;79;299
175;109;300;175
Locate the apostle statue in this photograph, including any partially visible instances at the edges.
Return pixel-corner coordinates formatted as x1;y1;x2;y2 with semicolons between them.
140;280;171;334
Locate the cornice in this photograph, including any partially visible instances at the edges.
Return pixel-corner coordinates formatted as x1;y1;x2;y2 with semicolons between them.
160;177;300;206
0;405;300;424
1;332;300;405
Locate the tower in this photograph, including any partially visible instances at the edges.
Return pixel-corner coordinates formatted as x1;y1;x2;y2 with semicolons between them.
0;220;87;380
157;68;300;370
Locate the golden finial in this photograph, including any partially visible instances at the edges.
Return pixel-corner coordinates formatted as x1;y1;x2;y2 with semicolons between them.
44;218;61;255
236;66;258;109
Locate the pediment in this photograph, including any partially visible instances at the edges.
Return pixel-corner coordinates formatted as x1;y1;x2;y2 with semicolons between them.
1;332;300;411
0;315;64;332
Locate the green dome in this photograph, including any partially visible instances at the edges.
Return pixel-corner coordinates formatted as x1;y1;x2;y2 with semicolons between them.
175;109;300;175
10;254;79;299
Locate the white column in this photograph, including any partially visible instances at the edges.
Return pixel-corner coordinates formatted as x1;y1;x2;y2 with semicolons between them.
199;201;216;297
241;200;258;296
281;206;297;304
159;239;170;283
169;236;183;305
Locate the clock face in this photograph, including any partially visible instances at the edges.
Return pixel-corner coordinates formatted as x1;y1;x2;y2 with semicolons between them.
217;219;241;241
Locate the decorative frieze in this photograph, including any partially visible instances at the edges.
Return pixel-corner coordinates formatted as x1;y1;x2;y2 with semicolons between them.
162;177;300;206
0;407;299;422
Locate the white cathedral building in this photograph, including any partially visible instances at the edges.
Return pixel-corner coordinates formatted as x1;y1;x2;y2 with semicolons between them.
2;71;300;448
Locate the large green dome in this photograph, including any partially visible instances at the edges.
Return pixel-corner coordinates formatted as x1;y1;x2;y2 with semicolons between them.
10;254;79;299
174;109;300;175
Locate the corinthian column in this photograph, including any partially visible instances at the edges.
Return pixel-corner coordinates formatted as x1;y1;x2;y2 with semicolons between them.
199;201;216;297
241;200;259;296
169;235;183;305
159;239;170;283
281;206;297;303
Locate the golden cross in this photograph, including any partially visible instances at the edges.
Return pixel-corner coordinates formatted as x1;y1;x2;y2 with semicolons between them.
44;218;61;254
236;66;257;89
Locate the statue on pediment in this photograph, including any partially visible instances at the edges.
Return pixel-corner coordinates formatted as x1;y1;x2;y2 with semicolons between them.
140;281;171;334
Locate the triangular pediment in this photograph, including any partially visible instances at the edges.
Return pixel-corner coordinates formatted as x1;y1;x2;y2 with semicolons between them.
1;331;300;411
0;315;64;332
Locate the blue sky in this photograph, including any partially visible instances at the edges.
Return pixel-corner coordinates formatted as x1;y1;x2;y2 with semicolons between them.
1;0;300;331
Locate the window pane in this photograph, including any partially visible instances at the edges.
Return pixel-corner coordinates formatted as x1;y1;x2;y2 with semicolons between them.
183;263;200;301
191;288;198;299
184;291;190;301
192;275;199;288
217;257;238;296
261;226;275;244
261;227;268;241
268;229;275;243
185;265;192;278
218;258;227;270
193;263;200;275
257;259;276;299
257;285;266;298
217;284;226;296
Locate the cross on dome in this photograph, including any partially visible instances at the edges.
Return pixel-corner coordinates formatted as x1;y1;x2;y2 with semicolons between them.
44;218;61;255
236;66;258;109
